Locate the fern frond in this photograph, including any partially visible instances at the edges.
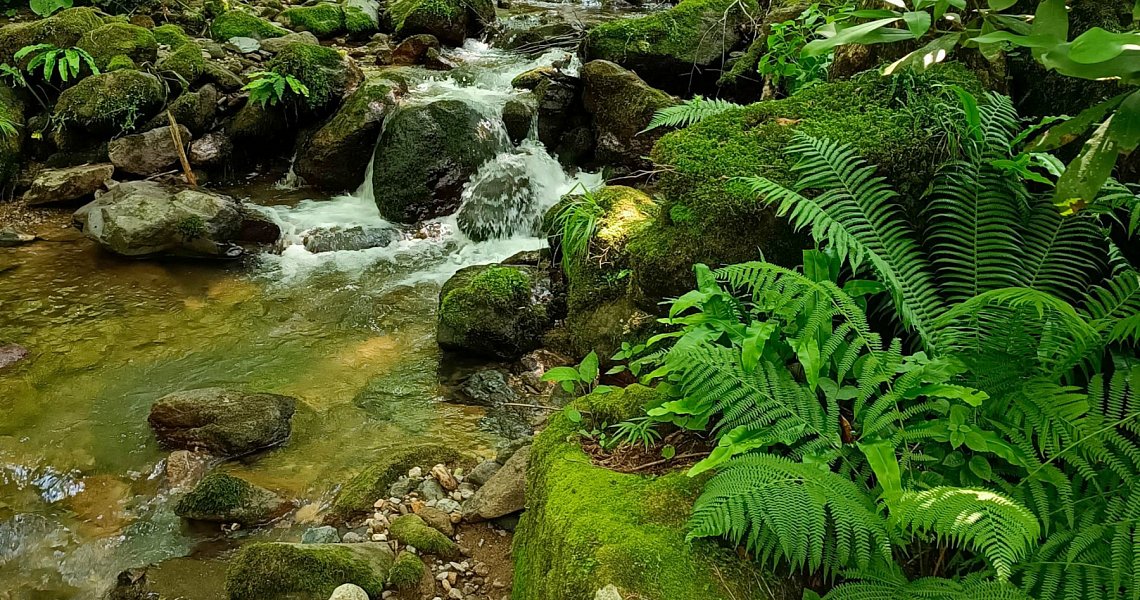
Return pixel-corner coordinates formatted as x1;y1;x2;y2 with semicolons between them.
825;576;1032;600
1081;270;1140;346
1020;198;1108;304
640;96;741;133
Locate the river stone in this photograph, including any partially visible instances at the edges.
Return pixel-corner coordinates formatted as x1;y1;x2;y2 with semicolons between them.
371;98;507;223
501;93;536;145
174;472;288;525
108;125;192;176
0;343;28;370
391;34;439;65
226;542;395;600
388;476;417;498
188;131;233;167
580;60;677;170
74;181;245;258
23;163;115;206
417;478;445;502
435;498;461;514
302;525;341;544
436;264;554;360
164;449;210;490
225;36;261;53
148;387;297;457
413;504;454;535
0;229;34;247
260;31;320;53
301;225;400;253
465;460;501;486
454;153;540;242
457;370;516;407
462;444;529;521
328;583;369;600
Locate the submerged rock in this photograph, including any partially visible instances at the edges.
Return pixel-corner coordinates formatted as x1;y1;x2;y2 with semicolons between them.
301;225;400;253
148;387;297;457
74;181;245;258
371;99;507;223
437;264;554;360
0;229;34;247
456;369;517;407
226;542;394;600
108;125;192;176
0;342;28;370
175;472;289;525
462;444;528;521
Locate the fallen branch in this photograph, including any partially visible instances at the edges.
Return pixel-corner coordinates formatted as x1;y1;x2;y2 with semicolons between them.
167;111;197;187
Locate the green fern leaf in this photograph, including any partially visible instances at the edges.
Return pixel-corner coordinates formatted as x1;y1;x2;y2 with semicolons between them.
640;96;741;133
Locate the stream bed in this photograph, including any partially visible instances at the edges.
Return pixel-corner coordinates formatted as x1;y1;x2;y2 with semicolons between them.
0;34;604;599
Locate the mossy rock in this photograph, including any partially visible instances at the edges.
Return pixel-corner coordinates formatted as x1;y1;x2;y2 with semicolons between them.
210;10;288;41
437;264;554;360
174;472;287;525
54;69;166;135
511;66;556;90
265;42;355;111
391;0;494;46
153;23;192;48
0;85;24;187
226;542;394;600
278;3;346;38
632;64;984;300
580;60;676;170
343;0;382;34
513;385;800;600
0;7;104;64
156;41;209;84
330;443;469;521
386;551;425;590
76;23;158;70
583;0;756;95
388;514;459;557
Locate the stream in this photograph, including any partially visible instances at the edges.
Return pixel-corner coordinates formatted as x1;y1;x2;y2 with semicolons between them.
0;29;608;598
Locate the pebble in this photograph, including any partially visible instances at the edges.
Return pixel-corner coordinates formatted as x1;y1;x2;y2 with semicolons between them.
408;466;423;478
448;589;463;599
371;533;387;542
373;499;385;509
432;464;459;491
342;532;366;543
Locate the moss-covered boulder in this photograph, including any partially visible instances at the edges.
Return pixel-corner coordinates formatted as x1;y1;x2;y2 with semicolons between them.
583;0;756;95
76;23;158;70
54;69;166;135
389;514;459;557
265;42;358;112
0;85;24;187
174;472;288;525
631;65;982;301
513;385;799;600
386;551;425;590
295;73;407;191
330;444;469;521
156;41;209;85
391;0;494;46
153;23;192;47
581;59;676;170
371;98;507;222
0;7;104;64
278;3;346;38
343;0;382;34
226;542;394;600
437;264;554;360
210;10;288;41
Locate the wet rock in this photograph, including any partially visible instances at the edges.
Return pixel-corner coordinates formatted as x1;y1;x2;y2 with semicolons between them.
437;264;554;360
23;164;115;206
457;370;517;407
108;125;192;176
148;387;297;457
301;225;400;253
104;567;153;600
530;71;591;165
454;150;542;242
501;93;536;145
302;525;341;544
511;66;556;90
164;449;211;490
462;445;528;521
237;206;282;244
395;0;495;46
174;472;288;525
226;542;394;599
74;181;245;258
581;60;677;170
328;583;369;600
0;229;35;246
260;31;321;53
464;460;501;487
391;33;439;65
189;131;233;167
371;99;507;223
0;342;28;370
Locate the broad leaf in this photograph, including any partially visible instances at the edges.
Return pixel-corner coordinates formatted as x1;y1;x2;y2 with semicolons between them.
802;17;905;57
1067;28;1140;64
883;32;961;74
1027;91;1130;151
859;440;902;498
901;10;931;38
579;351;600;383
1055;116;1125;209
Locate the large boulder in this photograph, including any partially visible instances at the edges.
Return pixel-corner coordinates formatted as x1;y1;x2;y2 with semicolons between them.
392;0;495;46
0;8;104;64
266;42;361;113
147;387;297;456
74;181;245;258
54;70;166;135
108;125;192;176
295;74;407;191
226;542;394;600
581;60;677;171
277;3;347;39
23;163;114;206
76;23;158;70
583;0;757;95
371;99;507;223
343;0;383;35
462;445;528;521
174;472;289;525
301;225;400;253
437;264;554;360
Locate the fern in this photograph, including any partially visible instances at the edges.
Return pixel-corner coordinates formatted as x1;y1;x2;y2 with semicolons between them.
640;96;741;133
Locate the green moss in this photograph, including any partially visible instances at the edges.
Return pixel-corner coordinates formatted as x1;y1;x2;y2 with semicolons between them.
330;444;468;521
105;55;137;71
389;514;459;557
54;69;166;134
343;4;378;34
514;385;792;600
153;23;192;48
175;473;253;517
279;3;346;38
265;42;347;110
157;41;208;83
0;85;24;187
226;542;393;600
718;35;765;87
0;7;105;63
210;10;288;41
390;0;474;44
387;551;425;589
511;66;555;90
76;23;158;69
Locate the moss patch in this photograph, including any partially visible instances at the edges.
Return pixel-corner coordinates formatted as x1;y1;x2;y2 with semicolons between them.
157;41;208;84
330;444;468;521
0;7;104;64
174;473;283;525
343;2;379;34
387;551;425;590
76;22;158;69
54;69;166;134
279;3;346;38
153;23;192;47
226;542;393;600
265;42;349;110
0;85;24;187
437;264;552;360
389;514;459;557
514;385;795;600
210;10;288;41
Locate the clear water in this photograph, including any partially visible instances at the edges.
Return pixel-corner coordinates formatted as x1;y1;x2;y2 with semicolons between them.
0;39;599;599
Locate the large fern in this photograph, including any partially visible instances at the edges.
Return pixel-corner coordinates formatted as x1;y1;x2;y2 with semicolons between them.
640;96;742;133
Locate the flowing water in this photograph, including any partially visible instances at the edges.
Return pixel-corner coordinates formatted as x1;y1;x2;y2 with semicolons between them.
0;37;602;599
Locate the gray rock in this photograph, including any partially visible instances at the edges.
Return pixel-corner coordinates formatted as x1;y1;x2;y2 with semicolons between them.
74;181;244;258
581;60;677;170
302;525;341;544
189;131;233;167
341;531;367;543
0;343;28;370
107;125;193;176
501;93;536;145
415;505;454;535
146;85;219;135
174;472;288;525
237;205;282;244
0;229;34;247
457;370;517;407
344;0;380;31
328;583;369;600
23;163;114;206
463;445;529;521
147;387;297;457
454;154;542;242
436;498;461;514
417;478;445;502
226;36;261;53
465;460;501;486
260;31;320;54
595;584;623;600
301;225;400;253
389;476;418;498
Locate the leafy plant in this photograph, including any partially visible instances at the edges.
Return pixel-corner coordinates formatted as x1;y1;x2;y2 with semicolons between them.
550;187;605;275
641;96;741;133
29;0;72;17
243;70;310;108
14;44;98;84
542;351;610;396
757;2;844;94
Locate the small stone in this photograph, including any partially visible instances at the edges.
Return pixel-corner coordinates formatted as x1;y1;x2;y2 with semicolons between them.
436;498;461;514
449;513;462;524
341;531;366;543
441;579;452;593
373;499;386;509
450;491;463;501
474;563;490;577
328;583;369;600
594;584;623;600
371;533;387;542
432;464;459;491
448;588;463;600
492;579;505;589
418;478;446;502
406;545;417;554
382;592;393;599
408;466;423;478
447;571;457;585
300;525;340;544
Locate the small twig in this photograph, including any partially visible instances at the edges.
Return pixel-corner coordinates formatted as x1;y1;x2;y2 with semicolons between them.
501;402;564;412
627;452;705;472
166;110;197;187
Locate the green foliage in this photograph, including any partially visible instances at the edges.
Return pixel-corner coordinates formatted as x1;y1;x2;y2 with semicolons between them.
758;2;845;94
641;96;741;133
14;43;98;83
29;0;72;17
541;350;602;395
243;70;309;108
551;186;605;275
175;215;206;240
